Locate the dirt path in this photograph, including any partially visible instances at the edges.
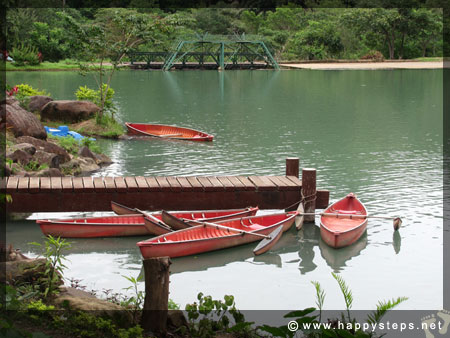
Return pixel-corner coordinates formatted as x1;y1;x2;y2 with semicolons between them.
279;61;444;70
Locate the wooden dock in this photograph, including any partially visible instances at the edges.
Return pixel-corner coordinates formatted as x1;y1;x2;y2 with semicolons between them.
2;160;329;213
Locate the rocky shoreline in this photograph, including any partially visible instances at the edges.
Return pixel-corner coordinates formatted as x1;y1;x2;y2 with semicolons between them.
2;95;113;177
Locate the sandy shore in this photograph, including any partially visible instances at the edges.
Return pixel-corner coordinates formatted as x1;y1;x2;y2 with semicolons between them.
279;61;444;70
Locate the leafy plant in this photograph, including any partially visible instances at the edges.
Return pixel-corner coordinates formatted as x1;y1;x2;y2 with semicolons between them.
311;281;325;322
259;273;408;338
122;274;145;324
24;160;47;172
75;84;115;112
30;235;72;298
81;137;101;154
332;272;353;322
15;83;50;97
181;292;255;338
10;44;40;66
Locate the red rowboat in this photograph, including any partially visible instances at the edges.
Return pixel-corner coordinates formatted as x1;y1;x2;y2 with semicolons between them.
137;211;298;259
37;207;259;238
37;214;150;238
320;193;368;248
125;123;213;141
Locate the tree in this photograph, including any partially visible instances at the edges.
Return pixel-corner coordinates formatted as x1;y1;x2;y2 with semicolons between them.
62;8;164;117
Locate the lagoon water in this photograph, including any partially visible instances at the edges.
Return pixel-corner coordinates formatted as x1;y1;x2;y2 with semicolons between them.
6;69;443;310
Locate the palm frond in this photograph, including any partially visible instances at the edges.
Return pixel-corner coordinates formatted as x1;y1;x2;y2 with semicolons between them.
367;297;408;325
331;272;353;310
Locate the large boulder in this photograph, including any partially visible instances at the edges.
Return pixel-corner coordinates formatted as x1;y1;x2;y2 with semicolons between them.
28;95;53;112
16;136;71;163
1;98;47;139
41;100;100;123
9;143;36;156
7;149;32;166
33;150;60;168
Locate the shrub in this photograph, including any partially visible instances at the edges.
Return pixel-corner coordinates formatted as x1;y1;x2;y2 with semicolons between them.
15;83;50;97
360;50;385;62
75;85;115;112
10;44;40;66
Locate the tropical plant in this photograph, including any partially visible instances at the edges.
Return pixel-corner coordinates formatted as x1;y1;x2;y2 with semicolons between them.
9;44;40;66
29;235;72;298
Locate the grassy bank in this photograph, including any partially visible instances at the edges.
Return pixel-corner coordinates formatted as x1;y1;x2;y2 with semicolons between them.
4;60;115;71
3;57;443;71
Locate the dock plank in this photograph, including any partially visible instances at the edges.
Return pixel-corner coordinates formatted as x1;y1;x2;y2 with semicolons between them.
226;176;245;189
50;177;62;191
236;176;256;191
135;176;149;191
155;177;171;189
166;177;182;192
104;177;116;192
114;177;128;192
72;177;84;190
216;176;235;191
176;177;192;191
40;177;51;192
82;177;95;192
6;176;18;192
61;177;74;192
267;176;295;191
145;177;161;191
29;177;40;193
125;177;139;192
286;175;302;186
197;176;216;191
17;177;30;191
275;176;300;188
93;177;105;192
186;176;203;192
248;176;277;191
207;176;225;190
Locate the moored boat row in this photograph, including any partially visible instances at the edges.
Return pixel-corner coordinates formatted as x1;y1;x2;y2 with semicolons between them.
36;193;399;259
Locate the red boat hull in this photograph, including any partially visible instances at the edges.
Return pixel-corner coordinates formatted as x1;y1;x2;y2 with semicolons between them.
320;193;368;249
137;212;297;258
37;207;259;238
125;123;213;141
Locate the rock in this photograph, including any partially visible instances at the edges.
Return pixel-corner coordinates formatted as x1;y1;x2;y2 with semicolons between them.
95;153;113;166
16;136;70;163
54;287;134;324
0;258;47;285
10;143;36;156
2;98;47;139
7;149;32;166
78;146;96;160
25;168;64;177
38;168;65;177
78;157;100;173
32;150;60;168
3;164;11;176
28;95;53;112
60;159;81;174
167;310;188;329
41;100;100;123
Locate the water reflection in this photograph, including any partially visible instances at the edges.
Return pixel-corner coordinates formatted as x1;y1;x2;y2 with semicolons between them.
393;231;402;254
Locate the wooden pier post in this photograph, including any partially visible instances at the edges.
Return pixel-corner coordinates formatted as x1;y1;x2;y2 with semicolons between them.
286;157;300;177
141;257;171;334
302;168;316;223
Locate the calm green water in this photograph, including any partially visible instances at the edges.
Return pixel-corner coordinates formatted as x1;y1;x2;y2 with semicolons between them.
6;69;443;310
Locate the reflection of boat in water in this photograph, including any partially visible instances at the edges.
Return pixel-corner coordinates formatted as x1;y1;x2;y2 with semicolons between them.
319;231;368;272
170;226;303;274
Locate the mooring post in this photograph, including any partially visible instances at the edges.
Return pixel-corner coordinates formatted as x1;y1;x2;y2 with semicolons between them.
141;257;171;334
286;157;300;177
302;168;317;223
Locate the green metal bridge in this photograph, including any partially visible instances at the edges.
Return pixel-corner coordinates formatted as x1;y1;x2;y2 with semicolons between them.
128;34;279;70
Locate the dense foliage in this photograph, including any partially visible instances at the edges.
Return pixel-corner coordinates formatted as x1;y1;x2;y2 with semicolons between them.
5;6;443;62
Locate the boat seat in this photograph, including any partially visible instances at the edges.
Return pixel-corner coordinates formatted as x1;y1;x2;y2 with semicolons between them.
243;224;265;231
332;209;362;214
